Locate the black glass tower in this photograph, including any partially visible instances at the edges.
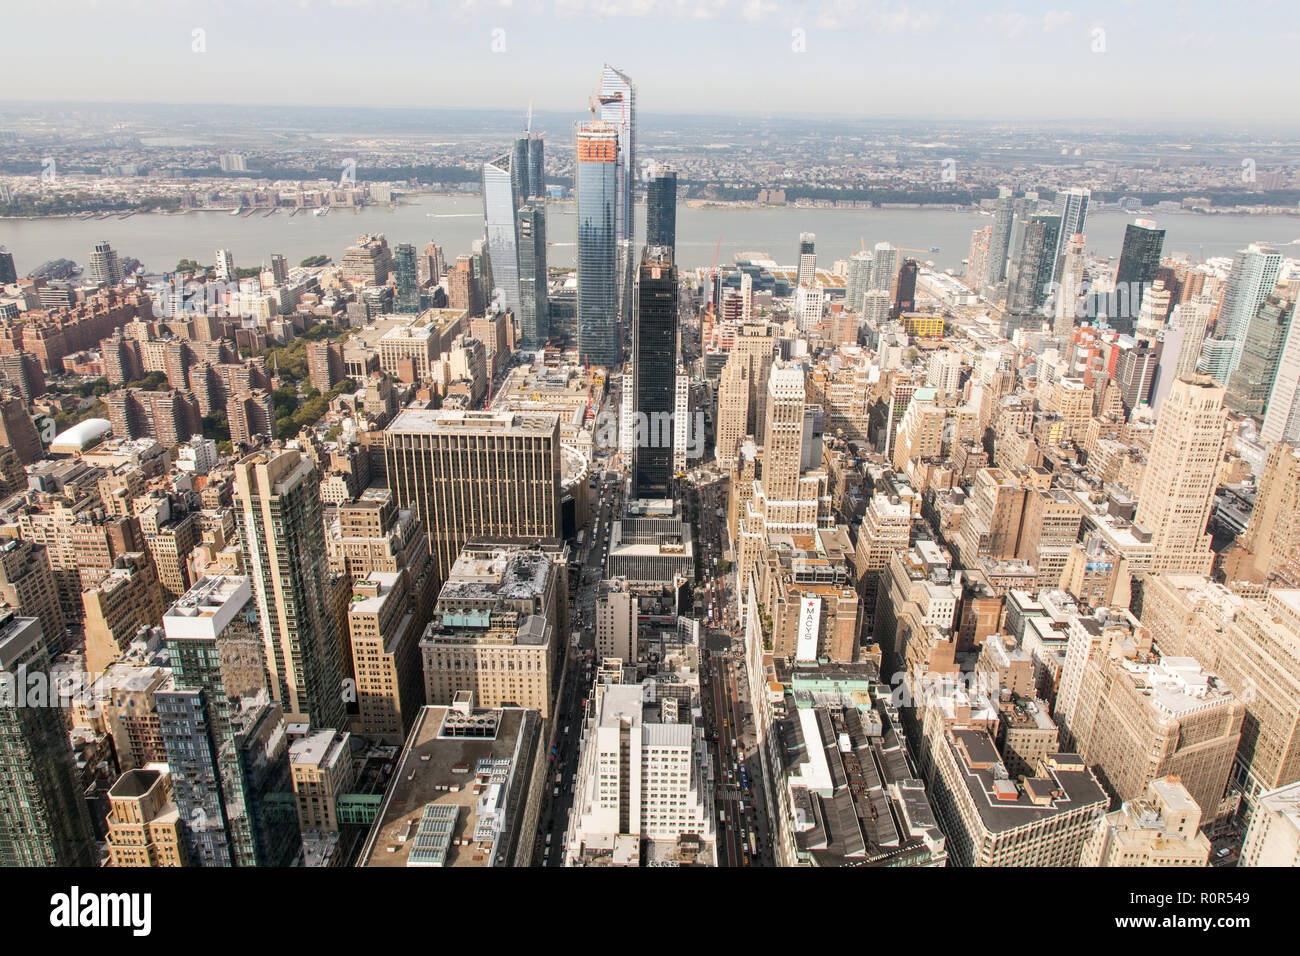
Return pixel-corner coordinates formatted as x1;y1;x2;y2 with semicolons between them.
394;242;420;313
1115;220;1166;327
646;165;677;251
527;136;545;199
632;246;678;499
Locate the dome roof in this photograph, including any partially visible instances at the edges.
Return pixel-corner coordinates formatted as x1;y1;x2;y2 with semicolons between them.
50;417;112;450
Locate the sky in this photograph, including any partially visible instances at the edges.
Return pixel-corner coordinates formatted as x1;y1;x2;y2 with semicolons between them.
4;0;1298;122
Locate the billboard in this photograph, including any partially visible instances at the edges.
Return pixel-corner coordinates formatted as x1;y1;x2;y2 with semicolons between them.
796;596;821;663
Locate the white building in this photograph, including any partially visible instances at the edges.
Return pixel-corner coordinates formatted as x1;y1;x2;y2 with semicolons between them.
566;682;715;866
1239;781;1300;867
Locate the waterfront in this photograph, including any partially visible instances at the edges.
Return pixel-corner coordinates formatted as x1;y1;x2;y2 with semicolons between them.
1;195;1297;277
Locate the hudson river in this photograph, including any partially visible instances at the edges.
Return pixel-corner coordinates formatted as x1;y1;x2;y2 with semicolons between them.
2;196;1297;275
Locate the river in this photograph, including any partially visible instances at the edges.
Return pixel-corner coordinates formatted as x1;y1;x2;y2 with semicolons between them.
2;196;1297;276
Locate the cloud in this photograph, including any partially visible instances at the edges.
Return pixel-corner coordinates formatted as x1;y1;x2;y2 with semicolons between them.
1042;9;1074;32
812;1;941;33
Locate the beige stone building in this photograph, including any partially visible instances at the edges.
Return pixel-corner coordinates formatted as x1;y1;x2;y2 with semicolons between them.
1080;776;1212;866
105;767;186;867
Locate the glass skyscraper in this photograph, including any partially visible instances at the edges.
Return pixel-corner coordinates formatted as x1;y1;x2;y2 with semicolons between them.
597;65;636;243
1219;243;1283;380
632;246;678;498
0;613;96;866
1007;215;1061;315
527;135;545;199
576;121;620;367
985;188;1015;286
394;242;420;313
646;163;677;251
518;201;549;350
482;152;521;318
1050;187;1090;287
1114;219;1166;330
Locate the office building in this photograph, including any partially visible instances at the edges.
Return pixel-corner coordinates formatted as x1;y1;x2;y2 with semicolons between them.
0;613;96;866
340;234;392;285
358;696;544;867
1134;375;1227;575
1050;188;1089;286
566;681;715;866
597;64;636;243
1262;307;1300;445
575;121;620;367
985;189;1015;286
482;152;521;317
349;572;422;742
631;246;677;499
596;577;638;663
394;242;421;313
526;134;545;199
235;449;347;729
796;233;817;288
1225;293;1295;419
1215;244;1283;380
517;201;549;350
1079;776;1211;866
420;540;565;718
1114;219;1165;327
1006;215;1060;315
289;730;354;834
384;409;562;585
645;163;677;250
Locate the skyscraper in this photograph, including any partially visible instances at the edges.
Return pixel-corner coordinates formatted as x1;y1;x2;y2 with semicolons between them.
90;240;123;286
985;188;1015;286
1262;307;1300;445
1050;187;1089;286
796;233;817;288
1007;215;1060;315
235;449;347;729
845;250;873;313
575;121;620;367
869;242;899;294
215;248;236;281
517;201;549;350
393;242;421;313
0;613;96;866
1135;375;1228;575
632;246;678;499
1216;243;1283;381
1114;219;1166;329
526;135;545;199
511;136;530;203
597;64;636;243
482;152;521;317
1225;293;1295;419
160;575;300;867
645;163;677;251
0;247;16;285
383;409;562;585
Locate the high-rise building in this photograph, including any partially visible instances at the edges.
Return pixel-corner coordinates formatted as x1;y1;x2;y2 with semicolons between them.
348;571;422;743
1226;293;1295;419
1262;310;1300;445
482;152;521;317
1050;187;1089;287
845;250;873;314
1062;624;1243;822
1054;233;1087;335
645;163;677;251
90;240;124;286
383;409;562;586
1115;342;1159;412
631;246;678;499
0;538;63;656
597;64;636;244
160;575;300;867
965;226;991;295
517;201;549;350
714;352;750;469
870;242;899;294
1134;375;1227;575
268;253;288;286
235;449;347;729
214;248;235;281
985;189;1016;286
420;539;566;719
1215;243;1283;380
526;134;545;199
0;613;96;866
796;233;817;288
565;681;714;865
511;137;530;203
595;577;638;663
1114;219;1166;331
0;246;16;284
1237;442;1300;588
1006;215;1061;315
575;121;620;368
82;551;166;675
393;242;421;313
